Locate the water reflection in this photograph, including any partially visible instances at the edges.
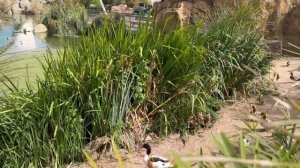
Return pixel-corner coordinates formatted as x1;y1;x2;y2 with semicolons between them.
0;14;69;53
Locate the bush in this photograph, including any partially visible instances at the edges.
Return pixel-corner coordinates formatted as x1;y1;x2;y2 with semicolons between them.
42;2;88;36
0;1;273;167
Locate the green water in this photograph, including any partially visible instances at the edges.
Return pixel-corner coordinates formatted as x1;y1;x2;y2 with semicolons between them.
0;14;65;91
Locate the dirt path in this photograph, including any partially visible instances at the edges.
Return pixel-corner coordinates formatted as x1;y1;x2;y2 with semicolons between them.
74;57;300;168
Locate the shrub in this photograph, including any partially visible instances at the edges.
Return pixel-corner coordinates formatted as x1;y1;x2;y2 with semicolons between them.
42;2;88;36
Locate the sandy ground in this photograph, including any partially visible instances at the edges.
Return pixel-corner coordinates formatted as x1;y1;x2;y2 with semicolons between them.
74;57;300;168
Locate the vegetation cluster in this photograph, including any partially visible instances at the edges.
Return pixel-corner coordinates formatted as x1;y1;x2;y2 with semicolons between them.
42;1;88;36
0;1;279;167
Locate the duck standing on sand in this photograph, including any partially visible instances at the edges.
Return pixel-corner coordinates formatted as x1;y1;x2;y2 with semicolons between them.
290;72;300;81
273;72;280;81
249;105;256;114
142;144;174;168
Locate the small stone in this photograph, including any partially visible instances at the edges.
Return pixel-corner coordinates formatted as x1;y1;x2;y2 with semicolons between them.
34;24;48;33
145;135;153;141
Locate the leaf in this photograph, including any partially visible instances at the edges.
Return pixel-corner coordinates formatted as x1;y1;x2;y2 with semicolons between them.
82;149;98;168
111;136;124;168
239;133;246;159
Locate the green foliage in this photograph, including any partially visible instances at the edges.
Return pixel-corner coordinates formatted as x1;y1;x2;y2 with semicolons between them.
0;1;273;167
42;2;88;36
82;149;98;168
90;0;100;6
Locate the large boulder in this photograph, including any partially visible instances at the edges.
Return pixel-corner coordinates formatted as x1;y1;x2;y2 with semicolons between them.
153;0;212;31
34;24;48;33
153;0;300;48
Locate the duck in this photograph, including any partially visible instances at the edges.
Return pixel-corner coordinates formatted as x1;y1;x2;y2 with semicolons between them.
259;112;267;120
249;105;256;114
290;72;300;81
273;72;279;81
142;143;174;168
179;132;187;147
276;73;280;81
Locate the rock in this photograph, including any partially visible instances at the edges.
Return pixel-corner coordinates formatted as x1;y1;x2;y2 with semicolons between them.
261;39;283;55
153;0;213;31
34;24;48;33
84;136;111;160
19;0;32;10
7;10;13;15
111;4;134;14
153;0;300;49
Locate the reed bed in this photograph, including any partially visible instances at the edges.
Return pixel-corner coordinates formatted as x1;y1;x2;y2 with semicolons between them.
0;1;273;167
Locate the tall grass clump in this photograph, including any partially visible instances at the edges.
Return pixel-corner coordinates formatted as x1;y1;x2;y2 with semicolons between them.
0;1;273;167
197;1;272;96
42;1;88;36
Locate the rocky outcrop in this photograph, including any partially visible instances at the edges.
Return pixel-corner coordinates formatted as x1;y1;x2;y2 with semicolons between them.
0;0;45;15
153;0;212;29
153;0;300;48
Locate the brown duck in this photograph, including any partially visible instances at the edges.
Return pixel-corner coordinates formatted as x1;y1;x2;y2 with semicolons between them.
290;72;300;81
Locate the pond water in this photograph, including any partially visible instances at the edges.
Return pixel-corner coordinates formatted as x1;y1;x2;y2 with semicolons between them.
0;14;71;90
0;14;67;53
